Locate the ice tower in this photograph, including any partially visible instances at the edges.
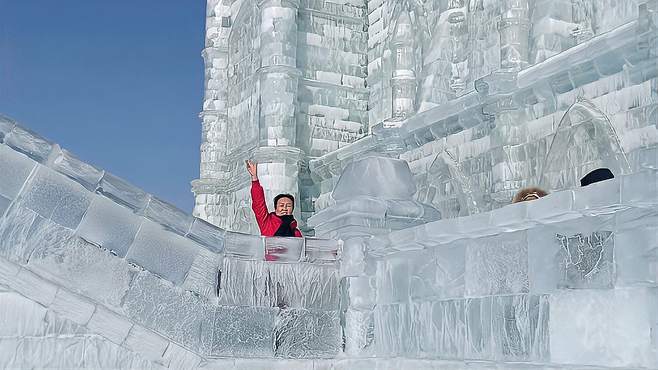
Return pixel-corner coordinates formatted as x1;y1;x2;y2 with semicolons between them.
1;0;657;369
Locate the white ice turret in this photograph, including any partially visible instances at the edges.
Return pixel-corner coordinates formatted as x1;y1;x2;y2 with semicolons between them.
390;7;417;121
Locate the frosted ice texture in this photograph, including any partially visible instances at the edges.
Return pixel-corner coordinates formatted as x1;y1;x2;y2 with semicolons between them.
274;309;341;358
555;230;614;288
126;221;199;285
182;247;222;298
19;166;92;230
77;195;142;257
224;232;265;260
122;272;214;353
27;233;134;308
0;291;157;370
0;144;36;200
220;258;339;310
464;232;529;297
410;244;465;301
212;305;279;358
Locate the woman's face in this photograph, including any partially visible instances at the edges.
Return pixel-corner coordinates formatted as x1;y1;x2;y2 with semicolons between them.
275;197;294;216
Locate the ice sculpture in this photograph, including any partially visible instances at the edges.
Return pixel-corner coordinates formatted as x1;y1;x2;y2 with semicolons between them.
1;0;657;368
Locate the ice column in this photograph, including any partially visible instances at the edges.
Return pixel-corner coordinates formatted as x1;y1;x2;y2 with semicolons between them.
255;0;304;224
390;8;417;121
499;0;530;71
308;156;440;357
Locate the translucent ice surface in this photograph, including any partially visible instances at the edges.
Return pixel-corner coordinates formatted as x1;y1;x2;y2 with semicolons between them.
333;156;416;200
141;196;193;236
19;166;92;230
98;171;150;211
122;272;214;353
0;144;36;200
265;237;304;262
77;195;143;257
549;288;656;368
51;149;104;190
3;125;53;162
126;220;200;285
224;232;265;260
187;217;225;253
274;309;341;358
212;305;279;357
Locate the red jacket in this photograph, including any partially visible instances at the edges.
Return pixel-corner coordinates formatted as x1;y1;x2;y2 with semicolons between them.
250;180;302;238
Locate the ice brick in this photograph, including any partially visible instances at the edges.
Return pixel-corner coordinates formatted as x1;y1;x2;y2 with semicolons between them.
82;336;161;370
182;247;222;298
225;231;265;260
376;254;411;304
621;170;658;206
304;238;340;264
27;235;133;308
0;206;72;263
87;305;133;344
0;292;48;337
4;125;53;162
187;217;225;253
555;230;615;289
212;305;279;357
265;236;304;262
465;231;529;297
162;342;202;369
464;297;493;360
220;258;339;310
51;149;103;190
528;215;616;292
123;324;169;363
76;195;143;257
123;272;215;354
19;166;92;229
8;337;86;369
616;225;658;286
549;288;657;368
374;303;417;356
526;190;578;223
49;288;95;325
3;268;58;306
141;196;193;236
126;220;200;285
98;171;150;211
573;177;622;214
410;243;466;301
490;295;549;361
274;309;341;358
0;144;36;199
419;300;466;359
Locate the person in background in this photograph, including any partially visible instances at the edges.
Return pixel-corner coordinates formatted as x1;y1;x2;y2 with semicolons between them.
580;168;614;187
512;187;548;203
245;160;302;238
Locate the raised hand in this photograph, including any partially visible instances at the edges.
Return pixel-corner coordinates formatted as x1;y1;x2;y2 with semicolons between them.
245;159;258;180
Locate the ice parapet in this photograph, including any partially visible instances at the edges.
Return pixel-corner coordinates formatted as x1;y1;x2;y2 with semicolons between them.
0;144;36;200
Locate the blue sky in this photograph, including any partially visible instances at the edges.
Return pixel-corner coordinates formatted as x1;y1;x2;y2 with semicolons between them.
0;0;206;212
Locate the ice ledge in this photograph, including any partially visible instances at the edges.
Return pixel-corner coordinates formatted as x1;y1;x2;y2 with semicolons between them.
369;170;657;257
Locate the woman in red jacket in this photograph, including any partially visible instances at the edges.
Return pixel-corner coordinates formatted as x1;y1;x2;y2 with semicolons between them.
245;160;302;238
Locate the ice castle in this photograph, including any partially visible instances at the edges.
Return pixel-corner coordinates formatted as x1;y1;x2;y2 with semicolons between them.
0;0;657;368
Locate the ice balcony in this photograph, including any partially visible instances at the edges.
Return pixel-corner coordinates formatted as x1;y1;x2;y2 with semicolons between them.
1;115;657;369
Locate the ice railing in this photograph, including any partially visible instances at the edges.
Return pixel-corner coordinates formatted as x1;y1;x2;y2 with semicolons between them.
0;117;342;360
357;170;658;368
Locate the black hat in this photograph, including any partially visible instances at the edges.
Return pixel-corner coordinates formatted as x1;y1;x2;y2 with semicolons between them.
580;168;614;187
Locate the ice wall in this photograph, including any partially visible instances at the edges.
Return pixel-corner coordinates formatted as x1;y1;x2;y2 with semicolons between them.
310;156;658;369
311;0;658;220
0;116;342;368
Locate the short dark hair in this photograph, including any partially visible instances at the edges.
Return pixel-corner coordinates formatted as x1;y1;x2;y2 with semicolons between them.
581;168;614;187
274;193;295;209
